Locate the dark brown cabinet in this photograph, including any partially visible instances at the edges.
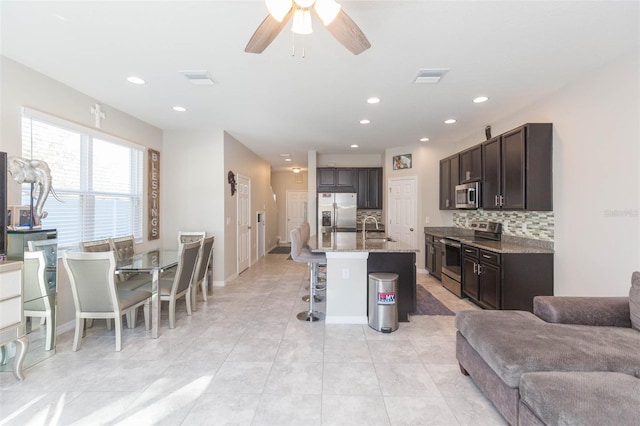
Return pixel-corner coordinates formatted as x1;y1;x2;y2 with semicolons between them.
481;123;553;211
462;244;554;312
424;233;442;280
439;155;459;210
356;168;382;209
459;145;482;183
317;167;357;192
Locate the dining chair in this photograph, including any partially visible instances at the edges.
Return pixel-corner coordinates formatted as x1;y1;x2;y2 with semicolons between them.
23;251;55;351
80;238;111;253
191;236;215;308
63;251;152;351
177;231;206;249
109;235;135;260
136;241;200;329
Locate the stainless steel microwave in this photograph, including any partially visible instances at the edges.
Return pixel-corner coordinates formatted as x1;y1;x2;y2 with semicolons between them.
455;182;480;209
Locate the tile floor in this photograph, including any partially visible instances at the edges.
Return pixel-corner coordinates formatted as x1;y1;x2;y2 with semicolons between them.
0;253;506;425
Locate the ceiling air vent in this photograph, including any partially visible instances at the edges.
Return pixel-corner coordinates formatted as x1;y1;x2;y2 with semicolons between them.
413;69;449;84
180;70;216;86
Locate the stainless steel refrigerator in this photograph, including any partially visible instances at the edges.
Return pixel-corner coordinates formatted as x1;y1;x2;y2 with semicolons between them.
318;192;357;235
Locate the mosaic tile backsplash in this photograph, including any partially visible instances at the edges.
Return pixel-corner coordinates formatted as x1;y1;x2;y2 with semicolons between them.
453;210;554;241
357;209;383;225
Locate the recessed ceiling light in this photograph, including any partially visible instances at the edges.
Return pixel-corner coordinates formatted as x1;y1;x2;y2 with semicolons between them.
367;97;381;104
360;119;371;124
284;158;292;162
351;144;359;148
127;76;145;85
473;96;489;103
444;119;457;124
420;137;430;142
172;106;187;112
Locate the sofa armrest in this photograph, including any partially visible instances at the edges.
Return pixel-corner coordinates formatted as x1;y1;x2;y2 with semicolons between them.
534;296;631;327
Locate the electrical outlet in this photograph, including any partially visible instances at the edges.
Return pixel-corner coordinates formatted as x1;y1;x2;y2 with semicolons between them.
424;216;430;224
342;268;349;279
522;223;527;233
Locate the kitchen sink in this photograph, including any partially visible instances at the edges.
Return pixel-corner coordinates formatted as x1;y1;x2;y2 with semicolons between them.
365;236;394;242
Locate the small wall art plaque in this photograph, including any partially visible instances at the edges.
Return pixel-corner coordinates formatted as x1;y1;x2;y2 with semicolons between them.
393;154;412;170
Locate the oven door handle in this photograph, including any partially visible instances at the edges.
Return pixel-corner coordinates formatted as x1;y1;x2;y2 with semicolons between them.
440;239;461;248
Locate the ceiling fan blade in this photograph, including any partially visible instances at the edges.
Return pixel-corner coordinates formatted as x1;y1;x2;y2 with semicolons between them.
245;10;293;54
324;9;371;55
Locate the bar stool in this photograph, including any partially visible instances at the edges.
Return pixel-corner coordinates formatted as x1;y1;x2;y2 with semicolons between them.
299;222;326;303
290;228;326;322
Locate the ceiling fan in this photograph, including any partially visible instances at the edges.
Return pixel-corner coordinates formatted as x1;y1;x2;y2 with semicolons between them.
245;0;371;55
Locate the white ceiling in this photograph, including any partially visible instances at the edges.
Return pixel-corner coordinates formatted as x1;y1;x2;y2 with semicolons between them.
1;1;638;171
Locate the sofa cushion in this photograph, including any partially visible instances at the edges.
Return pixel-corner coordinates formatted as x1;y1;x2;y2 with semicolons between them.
631;271;640;331
519;371;640;426
455;310;640;387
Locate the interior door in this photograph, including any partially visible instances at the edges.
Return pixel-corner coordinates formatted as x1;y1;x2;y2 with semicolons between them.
387;177;418;248
237;175;251;273
286;190;308;242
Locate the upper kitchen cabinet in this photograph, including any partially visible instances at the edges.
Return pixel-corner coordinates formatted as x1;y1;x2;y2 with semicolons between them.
317;167;357;192
482;123;553;210
356;168;382;209
459;145;482;183
439;154;459;210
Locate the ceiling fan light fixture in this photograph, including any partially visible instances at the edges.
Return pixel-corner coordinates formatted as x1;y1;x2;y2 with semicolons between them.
294;0;315;8
265;0;292;22
292;7;313;34
314;0;341;25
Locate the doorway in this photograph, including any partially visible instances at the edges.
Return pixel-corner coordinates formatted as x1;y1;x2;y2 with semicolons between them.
285;190;308;243
387;176;418;248
237;174;251;273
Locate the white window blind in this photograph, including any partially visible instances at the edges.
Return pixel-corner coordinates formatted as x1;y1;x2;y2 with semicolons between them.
21;108;143;251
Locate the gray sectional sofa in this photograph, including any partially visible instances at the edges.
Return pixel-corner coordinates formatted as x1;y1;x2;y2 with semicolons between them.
455;272;640;426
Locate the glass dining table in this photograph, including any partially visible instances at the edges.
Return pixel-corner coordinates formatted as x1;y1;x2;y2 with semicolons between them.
115;250;179;338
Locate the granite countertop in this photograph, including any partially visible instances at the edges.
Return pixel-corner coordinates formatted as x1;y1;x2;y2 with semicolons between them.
309;232;418;253
424;226;554;254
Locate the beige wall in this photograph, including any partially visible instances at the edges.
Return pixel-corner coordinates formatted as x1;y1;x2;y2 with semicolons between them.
161;129;225;283
0;56;163;327
223;132;277;279
400;49;639;297
271;170;309;243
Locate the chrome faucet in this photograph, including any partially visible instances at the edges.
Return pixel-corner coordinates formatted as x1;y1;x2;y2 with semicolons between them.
362;215;379;240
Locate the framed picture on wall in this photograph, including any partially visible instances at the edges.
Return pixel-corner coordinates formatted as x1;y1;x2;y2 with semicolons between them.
12;205;33;227
393;154;412;170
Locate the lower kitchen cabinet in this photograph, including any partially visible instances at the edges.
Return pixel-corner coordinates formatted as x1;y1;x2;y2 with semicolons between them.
462;244;553;312
424;233;442;280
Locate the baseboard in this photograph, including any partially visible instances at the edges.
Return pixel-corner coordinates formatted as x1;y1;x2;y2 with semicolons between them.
417;268;428;275
56;320;75;335
325;316;368;324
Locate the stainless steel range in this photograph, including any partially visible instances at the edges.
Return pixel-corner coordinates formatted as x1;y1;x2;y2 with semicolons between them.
440;221;502;297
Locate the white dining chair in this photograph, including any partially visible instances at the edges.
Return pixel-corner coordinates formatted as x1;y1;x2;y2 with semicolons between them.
191;236;215;307
63;251;152;351
136;241;200;329
23;251;55;351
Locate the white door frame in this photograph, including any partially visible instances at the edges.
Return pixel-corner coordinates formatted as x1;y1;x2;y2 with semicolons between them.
387;176;418;248
237;174;251;274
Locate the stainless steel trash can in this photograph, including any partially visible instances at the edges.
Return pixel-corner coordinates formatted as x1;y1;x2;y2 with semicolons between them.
368;272;399;333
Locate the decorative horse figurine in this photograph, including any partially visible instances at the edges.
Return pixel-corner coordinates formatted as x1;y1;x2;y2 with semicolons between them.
7;157;62;224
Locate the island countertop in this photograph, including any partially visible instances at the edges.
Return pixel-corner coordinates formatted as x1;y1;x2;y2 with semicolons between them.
308;232;418;253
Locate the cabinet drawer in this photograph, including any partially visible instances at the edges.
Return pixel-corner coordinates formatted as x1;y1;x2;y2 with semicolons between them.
462;246;479;258
0;296;22;329
479;250;500;265
0;269;22;300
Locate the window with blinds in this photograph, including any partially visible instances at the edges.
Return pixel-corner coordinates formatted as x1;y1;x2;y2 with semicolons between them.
21;109;143;251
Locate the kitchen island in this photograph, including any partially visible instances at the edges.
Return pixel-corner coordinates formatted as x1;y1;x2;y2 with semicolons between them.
308;232;418;324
